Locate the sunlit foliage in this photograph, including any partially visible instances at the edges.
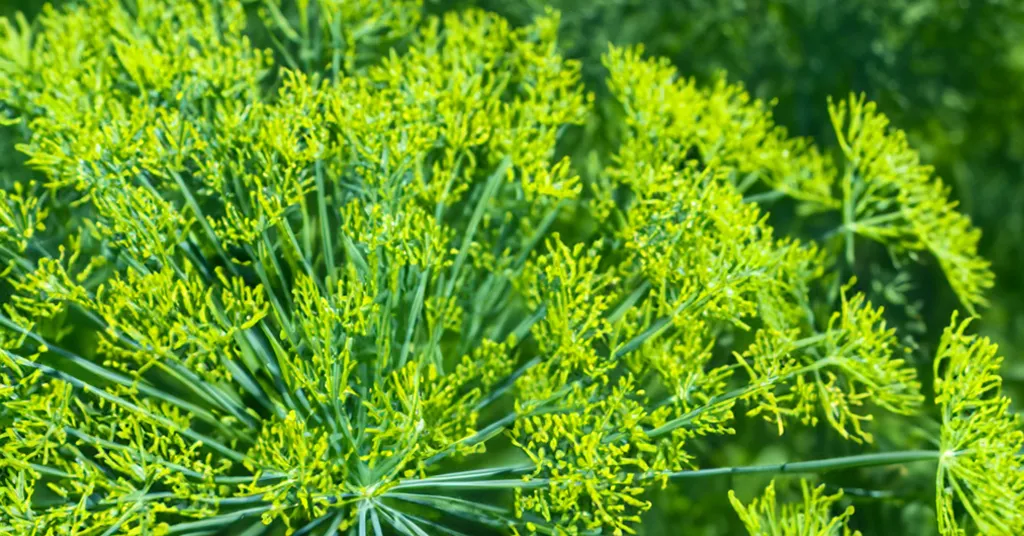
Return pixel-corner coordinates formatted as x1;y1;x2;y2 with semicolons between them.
0;2;1019;535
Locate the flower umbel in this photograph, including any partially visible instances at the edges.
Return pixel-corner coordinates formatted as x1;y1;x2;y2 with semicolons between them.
0;2;1017;535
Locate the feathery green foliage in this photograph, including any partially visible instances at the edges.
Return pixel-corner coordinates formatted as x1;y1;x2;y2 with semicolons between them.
0;1;1020;535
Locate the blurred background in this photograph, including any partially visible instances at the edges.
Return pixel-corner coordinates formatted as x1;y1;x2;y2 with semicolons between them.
2;0;1022;533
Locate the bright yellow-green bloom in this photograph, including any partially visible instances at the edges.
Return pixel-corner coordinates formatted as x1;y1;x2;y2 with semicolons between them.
0;1;1015;535
730;480;860;536
934;315;1024;535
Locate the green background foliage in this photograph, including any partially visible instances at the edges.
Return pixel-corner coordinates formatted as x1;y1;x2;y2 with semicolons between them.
1;1;1022;535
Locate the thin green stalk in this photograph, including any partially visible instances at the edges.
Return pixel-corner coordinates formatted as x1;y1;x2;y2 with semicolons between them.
383;492;561;535
841;170;857;264
165;169;239;278
401;464;532;487
370;505;385;536
0;244;34;271
390;478;548;491
246;242;296;341
422;413;518;467
315;159;337;279
377;500;471;536
358;499;370;536
645;357;840;439
442;157;511;302
26;463;75;480
98;502;145;536
155;360;256;431
164;505;276;534
293;512;332;536
612;290;704;359
473;355;541;411
396;451;941;493
39;491;164;510
384;492;512;527
842;210;903;231
279;218;323;293
659;450;942;479
512;201;563;268
328;6;343;81
742;190;787;204
376;501;446;536
398;266;430;368
507;305;546;343
606;280;651;325
256;234;297;313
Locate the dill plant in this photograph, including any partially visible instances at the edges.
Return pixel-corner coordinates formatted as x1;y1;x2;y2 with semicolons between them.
0;1;1020;535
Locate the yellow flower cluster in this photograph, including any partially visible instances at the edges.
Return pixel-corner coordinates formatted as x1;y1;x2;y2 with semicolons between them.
0;1;1016;535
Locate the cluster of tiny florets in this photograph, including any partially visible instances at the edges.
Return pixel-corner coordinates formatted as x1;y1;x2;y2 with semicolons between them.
0;1;1018;535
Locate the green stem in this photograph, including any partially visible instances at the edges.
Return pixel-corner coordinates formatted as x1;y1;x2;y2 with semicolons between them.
398;464;532;489
422;413;517;468
26;463;75;480
383;493;513;530
442;157;511;302
164;505;276;534
646;355;840;439
315;159;337;280
843;210;903;231
389;478;549;491
659;450;941;479
742;190;786;204
398;266;430;368
165;169;239;278
612;290;706;359
512;201;563;269
471;355;541;412
396;451;941;492
841;170;857;264
279;218;322;293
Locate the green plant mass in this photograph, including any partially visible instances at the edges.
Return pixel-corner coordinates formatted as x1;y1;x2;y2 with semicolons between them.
0;1;1021;535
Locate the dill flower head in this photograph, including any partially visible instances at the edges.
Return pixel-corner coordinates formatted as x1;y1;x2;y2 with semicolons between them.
0;1;1017;535
933;315;1024;536
729;480;861;536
